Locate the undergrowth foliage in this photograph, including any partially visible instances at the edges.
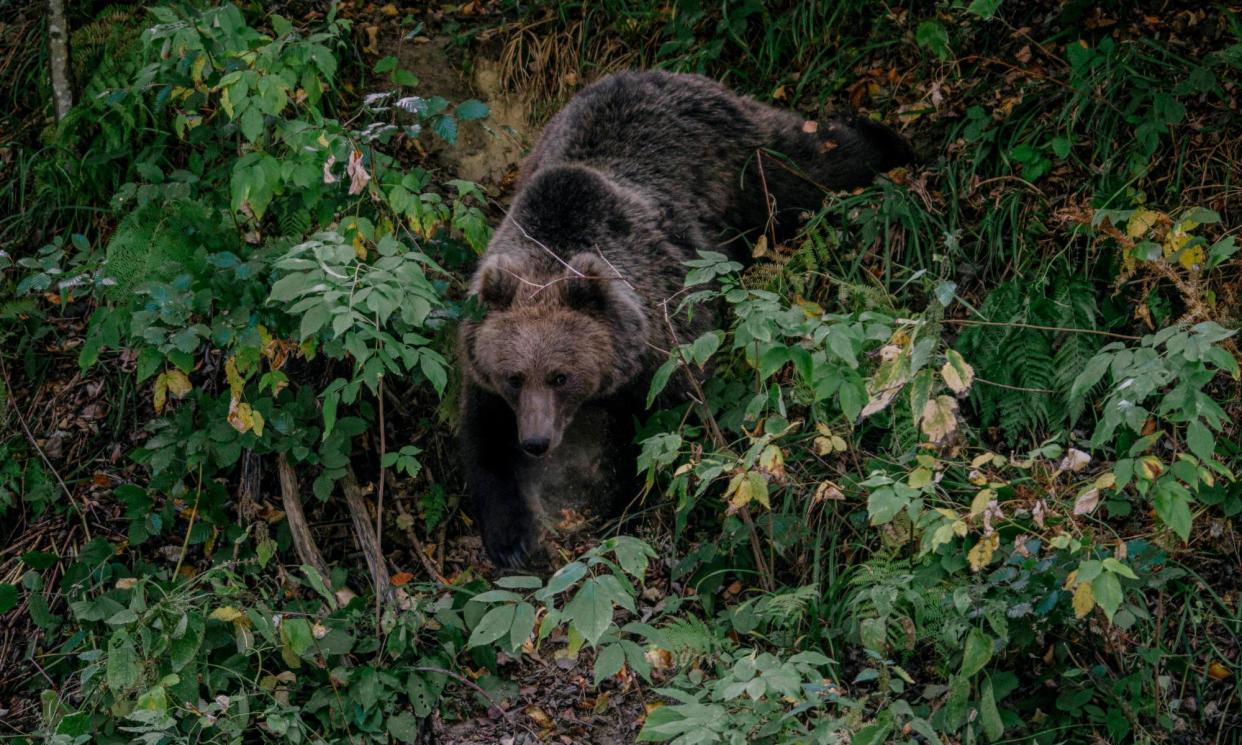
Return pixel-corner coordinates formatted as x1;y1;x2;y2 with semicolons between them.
2;1;1240;744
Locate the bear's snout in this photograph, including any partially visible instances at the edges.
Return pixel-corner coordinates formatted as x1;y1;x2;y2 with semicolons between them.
521;437;551;456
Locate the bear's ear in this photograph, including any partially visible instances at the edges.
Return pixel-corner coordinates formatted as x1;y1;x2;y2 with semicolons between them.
561;253;619;314
474;257;519;311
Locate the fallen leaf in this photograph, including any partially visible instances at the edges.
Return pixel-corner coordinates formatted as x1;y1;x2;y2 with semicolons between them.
322;153;338;184
801;120;818;133
1207;661;1232;681
1058;448;1091;474
390;572;414;586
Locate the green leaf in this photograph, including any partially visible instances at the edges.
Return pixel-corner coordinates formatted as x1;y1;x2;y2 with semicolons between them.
966;0;1003;19
239;106;264;143
281;617;315;657
979;676;1005;741
455;99;490;121
107;632;140;692
374;55;398;73
867;487;907;525
495;575;543;590
302;563;337;608
565;578;613;646
0;583;17;614
510;602;536;652
540;561;587;598
1186;419;1215;463
1102;557;1138;580
1092;571;1123;622
593;643;626;686
468;603;517;648
1153;483;1193;541
387;712;421;743
646;357;679;408
960;628;993;678
852;722;894;745
915;20;951;61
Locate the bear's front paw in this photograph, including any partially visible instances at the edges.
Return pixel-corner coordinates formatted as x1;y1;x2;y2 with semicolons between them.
482;518;534;569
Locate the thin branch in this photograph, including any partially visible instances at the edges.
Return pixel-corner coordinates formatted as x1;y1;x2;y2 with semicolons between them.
0;356;91;539
505;213;580;275
973;376;1056;394
943;317;1142;341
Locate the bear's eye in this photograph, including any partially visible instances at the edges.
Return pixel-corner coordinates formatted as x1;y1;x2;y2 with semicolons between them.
506;374;524;389
548;373;568;388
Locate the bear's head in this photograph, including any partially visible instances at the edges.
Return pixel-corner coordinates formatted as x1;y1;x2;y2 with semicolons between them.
460;251;649;457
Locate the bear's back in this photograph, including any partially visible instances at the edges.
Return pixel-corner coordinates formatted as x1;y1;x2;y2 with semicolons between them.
521;71;769;221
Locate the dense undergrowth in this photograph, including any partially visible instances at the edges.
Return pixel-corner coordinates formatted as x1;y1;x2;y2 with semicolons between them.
1;1;1240;743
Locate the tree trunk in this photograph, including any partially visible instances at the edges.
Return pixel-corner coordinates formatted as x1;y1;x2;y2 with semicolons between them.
47;0;73;120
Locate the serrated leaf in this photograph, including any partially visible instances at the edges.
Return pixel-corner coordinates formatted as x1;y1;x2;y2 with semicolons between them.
979;676;1004;740
920;395;959;443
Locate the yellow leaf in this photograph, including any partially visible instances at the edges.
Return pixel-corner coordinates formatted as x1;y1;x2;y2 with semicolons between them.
968;533;998;572
1178;243;1205;271
220;86;234;119
908;467;933;489
814;437;835;456
353;232;367;260
758;445;786;482
209;606;243;623
1207;660;1232;681
970;452;995;469
1138;456;1163;480
227;400;265;437
970;488;996;517
1094;472;1116;489
1072;580;1095;618
225;356;245;399
1126;207;1161;238
153;375;168;414
164;370;192;399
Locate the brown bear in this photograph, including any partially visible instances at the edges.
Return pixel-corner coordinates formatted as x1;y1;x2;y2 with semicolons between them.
458;70;913;566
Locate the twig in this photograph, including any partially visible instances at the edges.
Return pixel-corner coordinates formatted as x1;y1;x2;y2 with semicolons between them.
657;297;773;591
973;376;1056;394
943;317;1142;341
375;375;387;630
506;213;581;275
0;356;92;539
172;464;204;581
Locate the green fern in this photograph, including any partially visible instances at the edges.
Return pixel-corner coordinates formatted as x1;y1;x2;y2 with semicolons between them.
955;273;1102;444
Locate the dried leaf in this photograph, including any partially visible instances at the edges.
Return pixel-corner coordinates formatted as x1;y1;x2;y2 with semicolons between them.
1058;448;1091;474
347;150;371;195
322;153;338;184
1126;207;1161;238
209;606;244;623
390;572;414;586
814;481;845;502
1073;487;1100;515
